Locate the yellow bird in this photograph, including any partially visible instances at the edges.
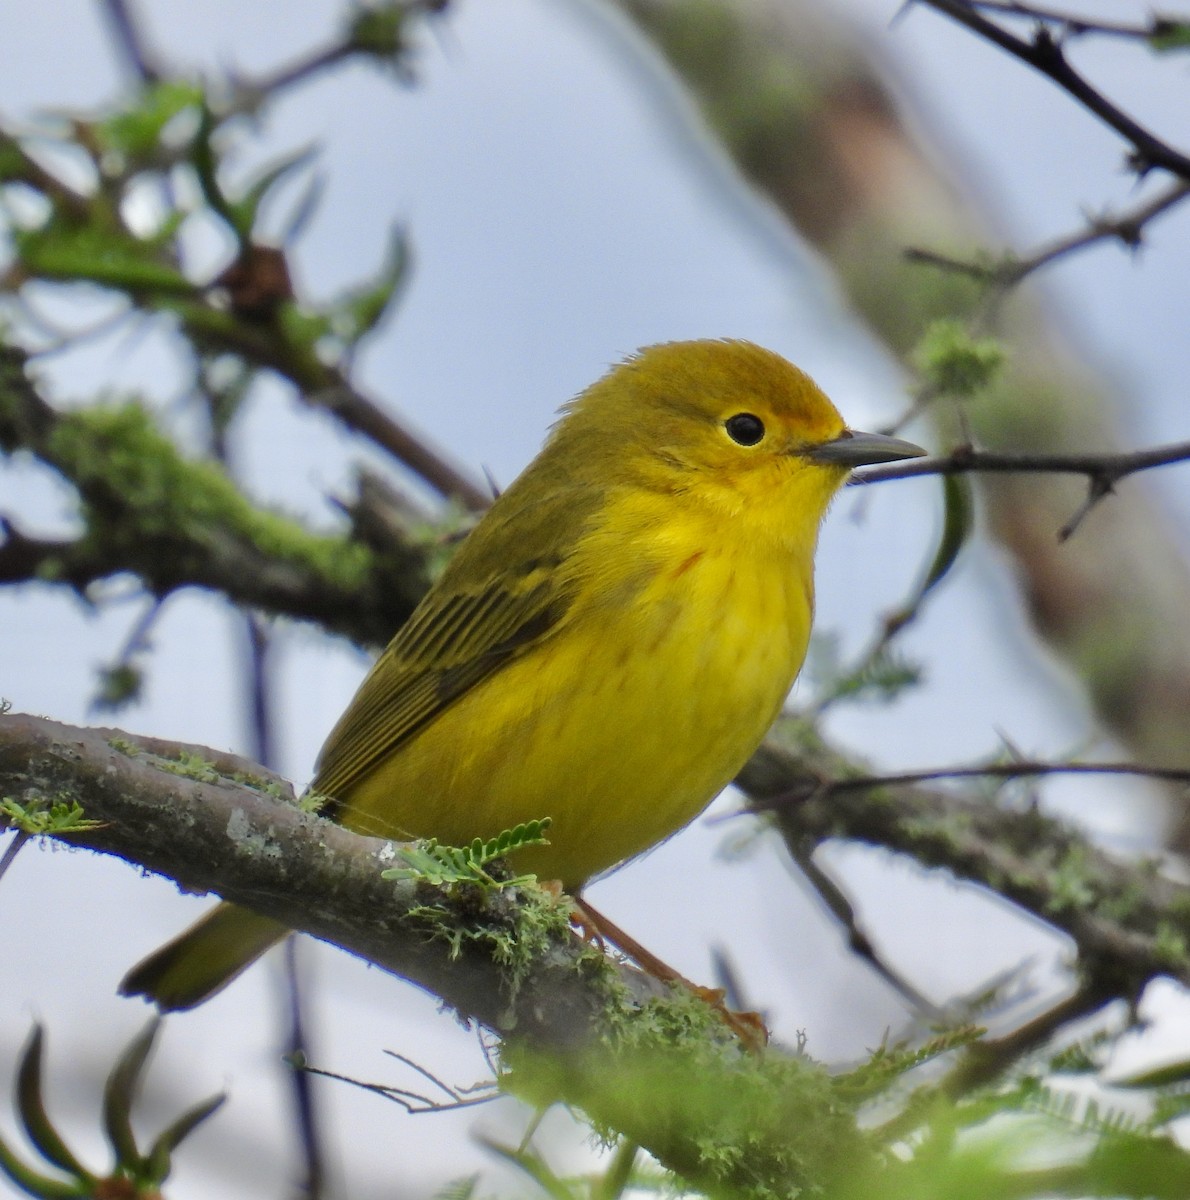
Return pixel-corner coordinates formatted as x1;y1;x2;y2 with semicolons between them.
122;339;923;1010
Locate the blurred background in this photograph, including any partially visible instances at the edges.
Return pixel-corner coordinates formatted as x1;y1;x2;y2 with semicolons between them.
2;0;1189;1195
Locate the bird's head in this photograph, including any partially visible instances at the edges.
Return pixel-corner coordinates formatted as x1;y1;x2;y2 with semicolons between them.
553;340;923;536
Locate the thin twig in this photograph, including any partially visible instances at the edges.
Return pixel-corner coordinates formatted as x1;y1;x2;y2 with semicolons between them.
823;758;1190;795
383;1050;481;1103
907;178;1190;290
970;2;1190;44
244;615;275;770
0;830;29;886
224;0;451;109
297;1061;497;1114
284;938;326;1200
783;843;944;1017
99;0;161;82
238;43;356;103
944;981;1116;1095
855;440;1190;485
739;729;1190;998
920;0;1190;178
314;382;490;512
854;439;1190;536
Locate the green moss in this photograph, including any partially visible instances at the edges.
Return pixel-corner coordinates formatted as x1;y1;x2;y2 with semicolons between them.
1164;890;1190;925
1045;845;1098;915
406;878;588;1003
154;750;222;785
107;737;139;757
508;983;871;1200
46;401;372;592
900;807;973;852
227;772;289;802
1096;880;1147;924
1153;922;1190;970
297;789;332;814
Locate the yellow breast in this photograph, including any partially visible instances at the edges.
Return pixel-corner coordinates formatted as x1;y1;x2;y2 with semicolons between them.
339;493;814;887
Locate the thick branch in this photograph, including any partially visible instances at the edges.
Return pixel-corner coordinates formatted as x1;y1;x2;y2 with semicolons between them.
0;712;868;1200
737;725;1190;997
0;713;628;1043
0;344;430;646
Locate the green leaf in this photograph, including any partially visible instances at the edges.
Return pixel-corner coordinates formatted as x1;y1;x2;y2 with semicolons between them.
101;1020;160;1173
14;224;192;295
0;799;100;836
479;1138;579;1200
97;81;205;160
432;1175;480;1200
144;1092;227;1186
0;1134;82;1199
1115;1057;1190;1089
881;473;974;640
348;5;411;59
226;144;319;239
1150;21;1190;53
92;663;143;712
15;1028;91;1182
830;645;923;705
330;224;411;346
919;473;973;598
384;819;553;888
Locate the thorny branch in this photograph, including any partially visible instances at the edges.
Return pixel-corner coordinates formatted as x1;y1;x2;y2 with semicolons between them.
854;439;1190;538
919;0;1190;179
906;178;1190;294
968;2;1190;46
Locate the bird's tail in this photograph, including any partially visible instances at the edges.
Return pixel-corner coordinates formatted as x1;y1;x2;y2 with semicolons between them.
120;902;288;1011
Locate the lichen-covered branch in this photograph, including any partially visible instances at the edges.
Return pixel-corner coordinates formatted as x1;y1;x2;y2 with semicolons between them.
0;343;430;647
0;711;619;1041
738;720;1190;998
5;709;1189;1193
0;711;875;1200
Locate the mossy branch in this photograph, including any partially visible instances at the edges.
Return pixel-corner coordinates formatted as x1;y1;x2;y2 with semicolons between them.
738;719;1190;1016
0;711;867;1200
0;343;431;647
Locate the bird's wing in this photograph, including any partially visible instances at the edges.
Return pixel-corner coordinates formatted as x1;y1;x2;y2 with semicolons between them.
310;553;571;805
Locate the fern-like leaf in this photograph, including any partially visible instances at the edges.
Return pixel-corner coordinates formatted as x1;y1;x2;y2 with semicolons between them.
383;819;552;888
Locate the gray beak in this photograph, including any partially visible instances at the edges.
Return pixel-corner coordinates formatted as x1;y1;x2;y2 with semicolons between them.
806;429;926;467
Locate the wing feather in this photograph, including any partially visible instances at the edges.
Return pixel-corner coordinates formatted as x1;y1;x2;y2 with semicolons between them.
311;560;569;806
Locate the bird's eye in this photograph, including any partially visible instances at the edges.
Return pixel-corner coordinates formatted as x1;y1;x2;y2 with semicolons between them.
724;413;765;446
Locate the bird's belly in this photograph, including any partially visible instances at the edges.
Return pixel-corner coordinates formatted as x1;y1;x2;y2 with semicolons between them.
339;549;812;887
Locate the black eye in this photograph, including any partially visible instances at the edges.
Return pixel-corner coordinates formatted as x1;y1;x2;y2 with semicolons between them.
725;413;765;446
